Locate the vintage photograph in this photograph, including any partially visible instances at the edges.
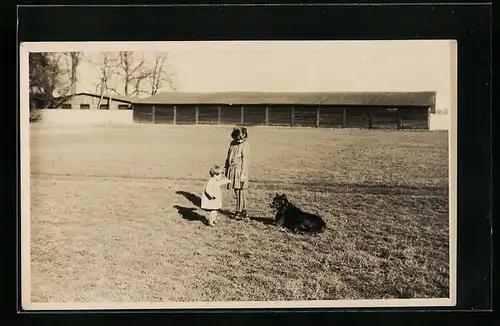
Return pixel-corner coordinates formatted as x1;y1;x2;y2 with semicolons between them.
21;40;457;309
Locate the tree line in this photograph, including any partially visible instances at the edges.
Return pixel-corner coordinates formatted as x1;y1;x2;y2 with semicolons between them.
29;51;175;110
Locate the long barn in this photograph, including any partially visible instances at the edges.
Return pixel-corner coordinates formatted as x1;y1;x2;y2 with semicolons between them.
133;91;436;130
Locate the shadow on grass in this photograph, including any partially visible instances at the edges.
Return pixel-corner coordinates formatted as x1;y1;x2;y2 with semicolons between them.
219;208;276;225
176;190;201;207
250;216;276;226
218;209;235;219
173;205;206;223
176;190;277;226
252;182;448;197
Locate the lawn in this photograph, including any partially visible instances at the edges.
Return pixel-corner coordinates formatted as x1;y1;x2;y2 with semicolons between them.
29;124;450;303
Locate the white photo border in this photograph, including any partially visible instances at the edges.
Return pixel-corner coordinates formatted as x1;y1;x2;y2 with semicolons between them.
19;40;458;311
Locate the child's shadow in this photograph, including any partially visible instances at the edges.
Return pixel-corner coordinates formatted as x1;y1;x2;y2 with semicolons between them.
175;191;205;223
176;191;201;207
173;205;206;222
175;190;276;226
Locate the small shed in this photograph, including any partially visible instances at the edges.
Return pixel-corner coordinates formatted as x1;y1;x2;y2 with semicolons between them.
133;91;436;130
54;92;136;110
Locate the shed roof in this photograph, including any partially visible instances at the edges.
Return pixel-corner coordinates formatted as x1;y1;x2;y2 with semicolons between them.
136;91;436;107
60;92;137;104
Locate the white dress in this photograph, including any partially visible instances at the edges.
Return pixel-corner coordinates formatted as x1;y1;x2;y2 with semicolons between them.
201;177;230;210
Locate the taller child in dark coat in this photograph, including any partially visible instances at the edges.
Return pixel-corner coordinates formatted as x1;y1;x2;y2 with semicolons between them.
224;127;250;219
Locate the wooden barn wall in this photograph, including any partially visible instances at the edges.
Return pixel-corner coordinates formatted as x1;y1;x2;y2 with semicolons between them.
242;105;267;126
176;105;197;125
399;108;429;129
268;106;292;126
198;105;219;124
133;104;154;123
132;104;429;130
154;105;175;124
318;107;344;128
220;106;242;125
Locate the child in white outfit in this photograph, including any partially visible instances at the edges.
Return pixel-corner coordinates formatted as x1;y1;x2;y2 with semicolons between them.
201;165;231;226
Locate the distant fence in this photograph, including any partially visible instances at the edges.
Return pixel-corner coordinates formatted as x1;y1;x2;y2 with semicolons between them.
134;104;430;130
35;109;134;124
429;113;449;131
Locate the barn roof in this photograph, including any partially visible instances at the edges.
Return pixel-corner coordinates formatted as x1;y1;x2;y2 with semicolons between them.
136;91;436;107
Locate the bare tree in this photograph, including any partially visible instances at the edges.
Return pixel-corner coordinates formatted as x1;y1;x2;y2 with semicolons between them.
132;70;151;97
94;53;118;109
116;51;176;96
68;52;83;94
116;51;147;96
148;52;176;95
89;51;176;101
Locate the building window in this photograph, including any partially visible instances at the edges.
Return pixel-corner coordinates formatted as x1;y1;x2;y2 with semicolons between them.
99;104;109;110
80;104;90;110
118;104;129;110
61;104;72;110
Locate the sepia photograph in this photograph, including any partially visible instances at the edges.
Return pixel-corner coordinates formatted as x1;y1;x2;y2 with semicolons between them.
20;40;457;310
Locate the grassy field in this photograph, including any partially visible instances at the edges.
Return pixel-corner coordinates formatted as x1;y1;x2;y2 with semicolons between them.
29;124;450;303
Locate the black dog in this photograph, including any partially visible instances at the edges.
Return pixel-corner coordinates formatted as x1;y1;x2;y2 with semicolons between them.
270;193;326;233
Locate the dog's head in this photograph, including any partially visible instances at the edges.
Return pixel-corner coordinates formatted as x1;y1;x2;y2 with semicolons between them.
270;193;288;210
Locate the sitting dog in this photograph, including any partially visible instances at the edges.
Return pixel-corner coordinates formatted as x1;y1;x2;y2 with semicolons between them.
270;193;326;233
